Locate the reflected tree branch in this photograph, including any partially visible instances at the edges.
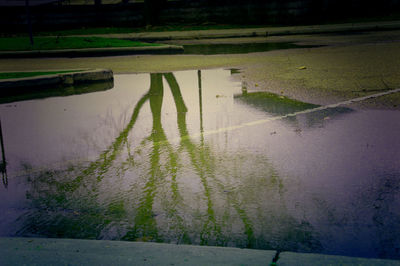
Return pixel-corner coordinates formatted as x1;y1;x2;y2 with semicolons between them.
63;91;150;191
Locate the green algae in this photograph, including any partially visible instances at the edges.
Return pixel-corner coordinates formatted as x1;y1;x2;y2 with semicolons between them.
234;91;320;116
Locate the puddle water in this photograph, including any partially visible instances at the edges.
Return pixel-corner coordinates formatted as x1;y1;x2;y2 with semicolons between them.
0;69;399;259
183;42;319;54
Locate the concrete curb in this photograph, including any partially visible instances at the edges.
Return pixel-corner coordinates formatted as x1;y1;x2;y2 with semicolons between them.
278;251;400;266
0;45;184;58
0;69;113;89
0;238;399;266
0;237;275;266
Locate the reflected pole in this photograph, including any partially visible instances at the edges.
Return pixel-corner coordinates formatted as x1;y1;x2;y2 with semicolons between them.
198;70;204;144
0;118;7;188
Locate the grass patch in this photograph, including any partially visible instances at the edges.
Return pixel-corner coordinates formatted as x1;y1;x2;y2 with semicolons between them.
7;15;400;37
25;24;269;37
0;70;82;79
0;36;160;51
36;27;139;36
234;91;320;115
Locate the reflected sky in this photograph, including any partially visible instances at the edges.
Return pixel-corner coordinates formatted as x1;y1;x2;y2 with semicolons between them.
0;69;399;259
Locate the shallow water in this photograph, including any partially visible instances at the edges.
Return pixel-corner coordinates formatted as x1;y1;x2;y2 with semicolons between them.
0;69;399;259
183;42;319;54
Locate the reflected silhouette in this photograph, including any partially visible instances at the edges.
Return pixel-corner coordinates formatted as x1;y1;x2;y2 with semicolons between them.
164;72;223;245
126;73;164;242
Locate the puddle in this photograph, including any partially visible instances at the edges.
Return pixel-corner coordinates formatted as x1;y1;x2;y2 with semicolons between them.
0;69;399;259
183;42;319;54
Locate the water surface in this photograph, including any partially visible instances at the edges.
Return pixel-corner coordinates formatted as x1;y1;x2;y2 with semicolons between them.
0;69;399;259
183;42;319;54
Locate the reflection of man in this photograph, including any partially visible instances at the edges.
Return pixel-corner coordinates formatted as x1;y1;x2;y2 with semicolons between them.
125;72;188;242
163;73;188;135
149;73;164;139
148;72;189;139
148;72;189;132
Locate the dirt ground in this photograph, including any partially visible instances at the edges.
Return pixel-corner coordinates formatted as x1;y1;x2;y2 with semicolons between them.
1;30;400;107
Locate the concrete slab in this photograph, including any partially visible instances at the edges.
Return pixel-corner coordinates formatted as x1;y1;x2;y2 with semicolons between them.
0;69;113;89
0;237;276;266
278;251;400;266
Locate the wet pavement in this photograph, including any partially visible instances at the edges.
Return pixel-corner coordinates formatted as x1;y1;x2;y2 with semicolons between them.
1;69;399;260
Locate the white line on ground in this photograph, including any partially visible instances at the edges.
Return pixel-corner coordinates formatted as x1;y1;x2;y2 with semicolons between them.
189;87;400;139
